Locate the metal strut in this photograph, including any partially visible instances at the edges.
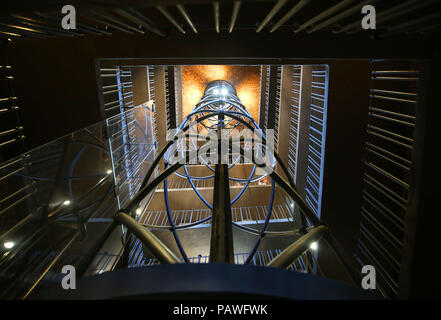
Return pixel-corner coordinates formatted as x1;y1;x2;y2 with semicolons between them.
209;114;234;263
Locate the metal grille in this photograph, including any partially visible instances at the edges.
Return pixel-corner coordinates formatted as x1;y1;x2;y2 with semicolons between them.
137;202;295;228
106;103;156;209
356;60;419;299
164;67;172;131
174;67;180;127
262;65;282;152
147;66;158;142
0;45;24;157
287;66;302;182
127;249;320;277
99;66;134;119
263;66;271;131
273;66;282;152
304;65;329;218
156;177;271;190
105;102;158;268
49;248;319;278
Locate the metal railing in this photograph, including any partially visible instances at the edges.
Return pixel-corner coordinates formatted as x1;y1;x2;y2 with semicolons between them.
0;45;24;159
357;59;419;299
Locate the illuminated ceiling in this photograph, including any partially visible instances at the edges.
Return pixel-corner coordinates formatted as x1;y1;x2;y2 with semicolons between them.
181;65;261;122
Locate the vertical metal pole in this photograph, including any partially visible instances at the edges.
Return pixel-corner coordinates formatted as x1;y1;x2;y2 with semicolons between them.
209;114;234;263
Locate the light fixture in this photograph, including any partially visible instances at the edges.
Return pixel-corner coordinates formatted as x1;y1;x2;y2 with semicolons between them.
63;200;71;206
213;88;220;95
106;169;112;174
136;208;142;215
221;88;228;95
310;241;318;250
4;241;14;249
290;202;294;208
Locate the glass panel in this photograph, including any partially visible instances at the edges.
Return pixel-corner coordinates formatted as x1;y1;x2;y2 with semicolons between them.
0;103;156;298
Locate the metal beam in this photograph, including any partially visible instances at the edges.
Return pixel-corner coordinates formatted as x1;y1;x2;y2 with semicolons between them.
270;0;311;33
33;12;111;35
114;211;180;264
375;0;439;26
267;225;327;268
0;30;21;39
256;0;288;33
414;21;441;35
209;163;234;263
270;170;321;227
228;1;241;33
0;22;50;38
294;0;357;33
80;12;134;34
113;7;167;37
308;0;375;33
382;10;441;38
209;116;234;263
157;5;186;34
335;0;427;34
213;1;220;33
176;4;198;33
87;10;145;34
8;14;77;36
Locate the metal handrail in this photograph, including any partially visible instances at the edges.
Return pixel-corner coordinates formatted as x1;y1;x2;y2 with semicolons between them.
114;212;179;264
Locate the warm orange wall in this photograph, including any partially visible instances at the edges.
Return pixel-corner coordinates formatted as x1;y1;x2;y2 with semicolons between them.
181;65;261;121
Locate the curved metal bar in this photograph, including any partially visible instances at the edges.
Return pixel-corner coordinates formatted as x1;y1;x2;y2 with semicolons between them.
183;164;213;209
166;112;241;178
139;139;175;190
114;212;180;264
172;137;253;208
230;164;256;206
267;225;328;269
66;140;88;199
70;140;109;154
165;113;291;213
163;111;227;170
217;137;318;227
244;178;276;264
163;166;190;262
122;145;206;223
176;101;252;137
202;109;296;188
167;109;264;174
123;161;183;215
